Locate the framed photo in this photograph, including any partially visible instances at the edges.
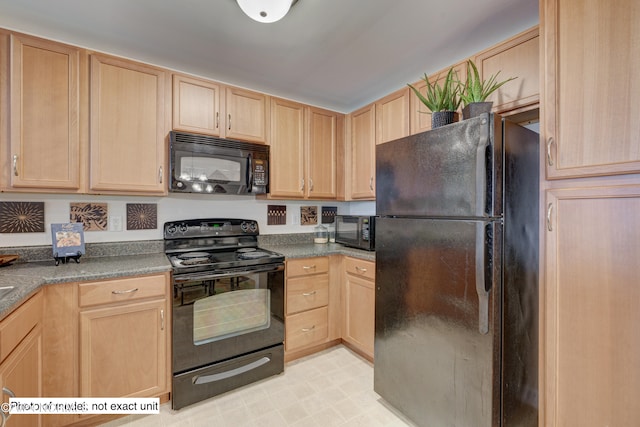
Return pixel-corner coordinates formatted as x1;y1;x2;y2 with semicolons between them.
51;223;86;258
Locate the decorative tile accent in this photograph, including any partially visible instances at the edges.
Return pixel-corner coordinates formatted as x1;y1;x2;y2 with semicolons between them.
300;206;318;225
70;202;108;231
126;203;157;230
0;201;45;233
321;206;337;224
267;205;287;225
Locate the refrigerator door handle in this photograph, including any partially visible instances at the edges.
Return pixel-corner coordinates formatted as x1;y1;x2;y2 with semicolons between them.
475;222;491;335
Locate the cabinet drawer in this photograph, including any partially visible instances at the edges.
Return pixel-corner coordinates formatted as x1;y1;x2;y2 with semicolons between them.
286;275;329;315
286;257;329;277
0;291;43;363
79;274;167;307
286;306;329;350
344;257;375;281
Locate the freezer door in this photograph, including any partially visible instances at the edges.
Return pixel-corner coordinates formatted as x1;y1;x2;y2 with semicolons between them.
376;113;502;218
374;217;502;427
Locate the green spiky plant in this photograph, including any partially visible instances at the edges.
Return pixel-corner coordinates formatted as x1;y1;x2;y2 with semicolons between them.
459;59;516;106
408;67;461;113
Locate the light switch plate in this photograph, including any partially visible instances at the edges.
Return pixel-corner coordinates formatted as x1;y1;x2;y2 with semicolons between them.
109;216;123;232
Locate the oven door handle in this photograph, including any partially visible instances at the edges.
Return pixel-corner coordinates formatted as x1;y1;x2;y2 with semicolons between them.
173;263;284;283
192;356;271;385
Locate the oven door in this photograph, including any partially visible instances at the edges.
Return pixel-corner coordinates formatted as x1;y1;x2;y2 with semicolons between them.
172;263;285;374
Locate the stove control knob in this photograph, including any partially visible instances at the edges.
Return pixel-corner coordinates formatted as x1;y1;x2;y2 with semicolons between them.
179;223;189;234
240;221;249;232
249;222;258;232
165;224;178;235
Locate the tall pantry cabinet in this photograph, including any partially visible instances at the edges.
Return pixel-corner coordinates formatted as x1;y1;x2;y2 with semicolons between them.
540;0;640;426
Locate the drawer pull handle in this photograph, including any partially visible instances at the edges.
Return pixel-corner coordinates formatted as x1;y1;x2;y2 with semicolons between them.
302;291;317;296
301;325;316;332
302;265;316;270
355;266;367;273
112;288;139;295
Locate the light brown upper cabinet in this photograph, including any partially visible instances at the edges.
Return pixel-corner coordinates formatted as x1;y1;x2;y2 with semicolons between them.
474;26;539;115
409;61;467;135
542;0;640;178
4;33;84;192
89;54;168;194
172;74;222;137
376;87;410;144
306;106;338;199
349;103;376;200
269;98;337;199
269;98;306;198
225;86;269;144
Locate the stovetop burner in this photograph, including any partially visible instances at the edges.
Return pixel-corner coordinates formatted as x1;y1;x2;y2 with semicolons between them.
178;252;212;259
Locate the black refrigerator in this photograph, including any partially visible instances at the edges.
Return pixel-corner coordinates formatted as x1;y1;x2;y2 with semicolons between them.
374;113;538;427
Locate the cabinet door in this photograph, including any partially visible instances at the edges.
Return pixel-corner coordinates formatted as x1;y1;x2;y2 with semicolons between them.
172;74;221;136
269;98;305;198
79;299;167;398
89;54;167;194
542;0;640;178
349;103;376;199
542;185;640;426
343;272;375;359
307;106;337;199
8;34;81;191
409;61;467;135
0;326;43;427
474;26;539;114
225;86;268;143
376;88;409;144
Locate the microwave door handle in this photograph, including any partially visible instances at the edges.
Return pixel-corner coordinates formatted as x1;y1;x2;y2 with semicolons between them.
246;153;253;193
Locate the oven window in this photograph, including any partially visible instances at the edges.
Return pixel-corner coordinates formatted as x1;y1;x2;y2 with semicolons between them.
179;156;241;183
192;277;270;345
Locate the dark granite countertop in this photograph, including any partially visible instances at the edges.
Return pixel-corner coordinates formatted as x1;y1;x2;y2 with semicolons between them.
0;235;374;320
261;242;376;262
0;252;171;320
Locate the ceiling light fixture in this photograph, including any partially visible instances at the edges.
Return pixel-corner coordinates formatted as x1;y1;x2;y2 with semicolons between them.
236;0;298;23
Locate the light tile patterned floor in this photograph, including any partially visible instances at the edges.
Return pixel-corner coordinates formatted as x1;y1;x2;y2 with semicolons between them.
102;345;417;426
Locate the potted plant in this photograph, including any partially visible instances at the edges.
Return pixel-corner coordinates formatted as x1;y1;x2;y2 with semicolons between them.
408;67;461;129
459;59;516;119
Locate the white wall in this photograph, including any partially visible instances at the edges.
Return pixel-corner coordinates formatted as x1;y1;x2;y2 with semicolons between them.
0;193;375;247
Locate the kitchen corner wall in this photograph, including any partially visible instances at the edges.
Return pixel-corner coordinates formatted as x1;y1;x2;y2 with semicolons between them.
0;193;376;247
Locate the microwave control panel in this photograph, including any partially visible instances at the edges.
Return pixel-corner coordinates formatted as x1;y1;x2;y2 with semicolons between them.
362;219;370;241
253;160;267;185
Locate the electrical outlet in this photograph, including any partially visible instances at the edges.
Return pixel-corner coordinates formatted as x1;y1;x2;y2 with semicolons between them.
290;212;299;225
109;216;123;232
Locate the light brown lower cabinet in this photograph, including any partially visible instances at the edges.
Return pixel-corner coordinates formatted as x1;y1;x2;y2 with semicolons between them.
0;291;43;427
284;256;341;361
542;184;640;426
42;273;170;427
342;257;375;360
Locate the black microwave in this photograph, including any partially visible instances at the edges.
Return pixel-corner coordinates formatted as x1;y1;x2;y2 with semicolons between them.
335;215;376;251
169;131;269;194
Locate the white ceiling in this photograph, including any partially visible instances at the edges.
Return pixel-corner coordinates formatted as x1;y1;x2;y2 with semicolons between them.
0;0;538;113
